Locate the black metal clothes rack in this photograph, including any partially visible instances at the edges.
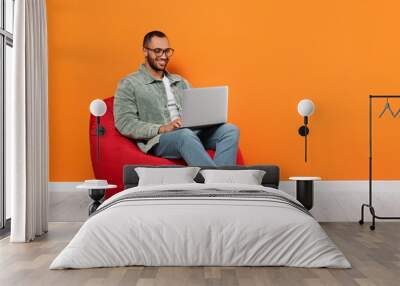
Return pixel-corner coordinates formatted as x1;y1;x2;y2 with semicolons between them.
359;95;400;230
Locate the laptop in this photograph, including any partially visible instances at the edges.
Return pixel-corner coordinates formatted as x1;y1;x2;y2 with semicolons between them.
180;86;228;128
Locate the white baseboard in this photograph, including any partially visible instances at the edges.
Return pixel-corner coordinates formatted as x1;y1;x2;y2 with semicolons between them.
279;181;400;222
48;181;400;223
48;182;82;192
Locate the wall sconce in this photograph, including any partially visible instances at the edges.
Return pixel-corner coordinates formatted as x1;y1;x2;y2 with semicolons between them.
90;99;107;161
297;99;315;162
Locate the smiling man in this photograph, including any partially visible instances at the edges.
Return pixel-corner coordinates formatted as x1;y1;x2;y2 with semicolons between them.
113;31;240;167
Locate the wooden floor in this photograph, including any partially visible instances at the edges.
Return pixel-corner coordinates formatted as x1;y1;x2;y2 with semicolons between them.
0;222;399;286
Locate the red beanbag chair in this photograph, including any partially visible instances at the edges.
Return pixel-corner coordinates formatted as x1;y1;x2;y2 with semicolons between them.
89;97;245;199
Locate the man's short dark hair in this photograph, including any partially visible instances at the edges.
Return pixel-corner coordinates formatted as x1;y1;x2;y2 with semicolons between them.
143;31;167;48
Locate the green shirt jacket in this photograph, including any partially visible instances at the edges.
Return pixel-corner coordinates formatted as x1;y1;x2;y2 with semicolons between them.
113;63;191;153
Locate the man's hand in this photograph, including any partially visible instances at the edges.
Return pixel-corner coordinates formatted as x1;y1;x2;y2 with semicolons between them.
158;118;182;134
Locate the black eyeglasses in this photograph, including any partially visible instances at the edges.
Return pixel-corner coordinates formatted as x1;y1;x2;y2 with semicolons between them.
144;47;175;57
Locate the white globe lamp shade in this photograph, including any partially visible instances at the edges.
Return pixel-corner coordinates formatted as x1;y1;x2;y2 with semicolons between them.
297;99;315;117
90;99;107;117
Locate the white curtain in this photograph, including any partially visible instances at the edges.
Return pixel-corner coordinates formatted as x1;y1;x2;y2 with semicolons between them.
8;0;49;242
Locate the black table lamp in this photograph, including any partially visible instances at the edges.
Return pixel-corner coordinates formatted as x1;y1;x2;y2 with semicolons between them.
297;99;315;162
89;99;107;161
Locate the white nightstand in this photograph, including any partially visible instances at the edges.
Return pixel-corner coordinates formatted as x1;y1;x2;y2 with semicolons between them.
77;181;117;215
289;177;321;210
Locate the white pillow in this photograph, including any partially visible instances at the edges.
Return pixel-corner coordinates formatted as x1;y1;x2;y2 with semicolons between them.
200;169;266;185
135;167;201;186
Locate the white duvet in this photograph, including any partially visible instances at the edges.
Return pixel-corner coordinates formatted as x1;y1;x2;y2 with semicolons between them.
50;183;351;269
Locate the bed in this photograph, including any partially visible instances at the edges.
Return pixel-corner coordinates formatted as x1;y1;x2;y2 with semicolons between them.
50;165;350;269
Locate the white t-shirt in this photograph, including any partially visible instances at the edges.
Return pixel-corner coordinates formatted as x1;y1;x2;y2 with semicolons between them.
162;75;180;121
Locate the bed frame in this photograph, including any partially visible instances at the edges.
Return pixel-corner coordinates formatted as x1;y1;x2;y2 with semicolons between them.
123;165;280;189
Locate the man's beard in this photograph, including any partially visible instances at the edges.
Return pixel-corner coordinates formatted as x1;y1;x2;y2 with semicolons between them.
147;55;167;72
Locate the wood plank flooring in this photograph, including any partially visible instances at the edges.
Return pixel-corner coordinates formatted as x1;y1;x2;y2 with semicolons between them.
0;222;399;286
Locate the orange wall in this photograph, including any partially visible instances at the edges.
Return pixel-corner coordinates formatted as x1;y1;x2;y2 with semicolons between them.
47;0;400;181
